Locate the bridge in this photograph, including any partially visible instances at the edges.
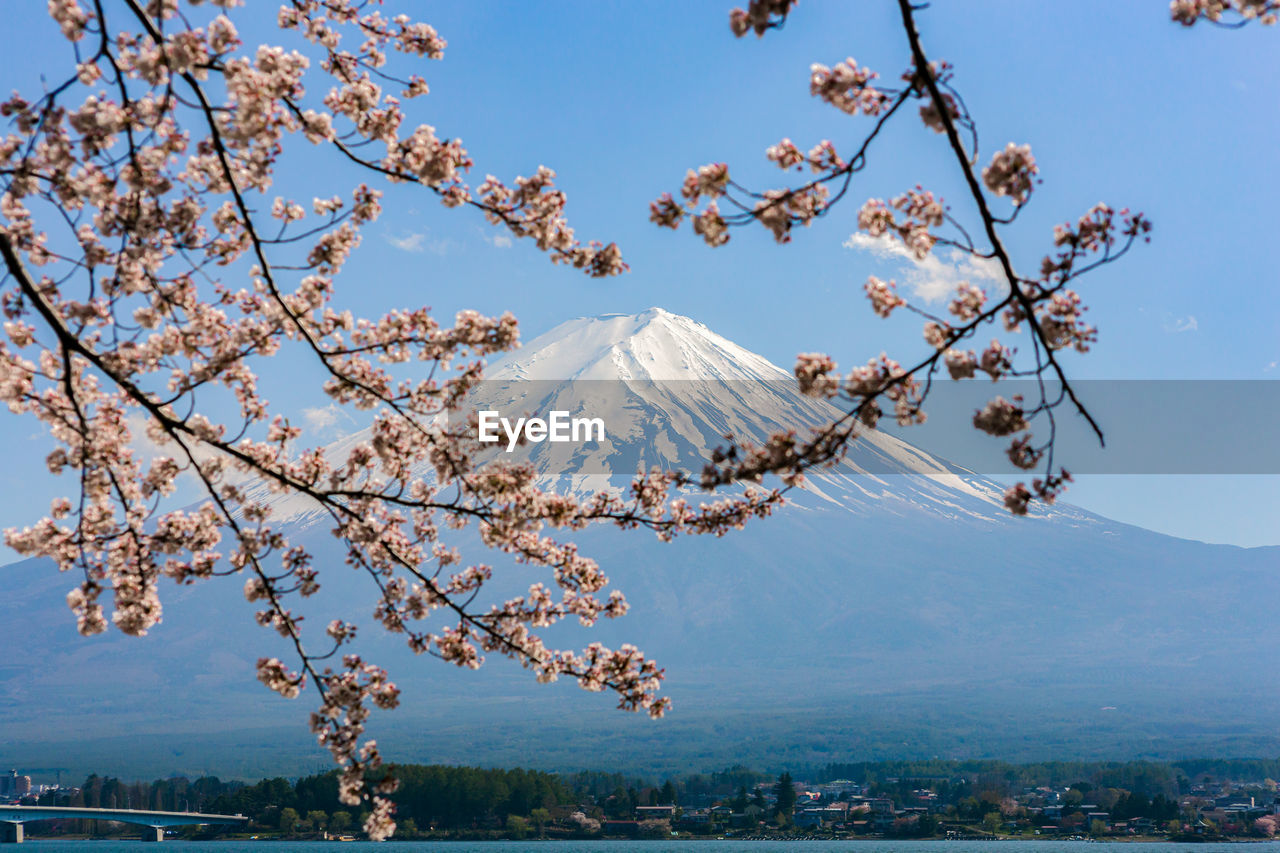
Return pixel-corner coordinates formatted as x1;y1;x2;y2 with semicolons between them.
0;805;248;843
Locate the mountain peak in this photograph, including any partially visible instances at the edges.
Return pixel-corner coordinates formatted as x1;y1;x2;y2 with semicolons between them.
468;308;1039;521
487;308;788;382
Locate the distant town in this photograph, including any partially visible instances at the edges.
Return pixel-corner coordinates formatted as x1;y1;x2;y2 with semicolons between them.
6;759;1280;841
0;771;33;800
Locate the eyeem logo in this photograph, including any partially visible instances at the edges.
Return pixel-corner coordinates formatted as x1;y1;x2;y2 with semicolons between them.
478;410;606;452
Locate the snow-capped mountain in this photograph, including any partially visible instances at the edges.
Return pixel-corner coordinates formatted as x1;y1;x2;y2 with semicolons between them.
489;307;788;382
255;306;1064;528
476;308;1072;522
3;308;1278;779
478;307;1008;502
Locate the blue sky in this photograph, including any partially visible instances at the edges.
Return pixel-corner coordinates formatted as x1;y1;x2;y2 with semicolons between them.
1;2;1278;547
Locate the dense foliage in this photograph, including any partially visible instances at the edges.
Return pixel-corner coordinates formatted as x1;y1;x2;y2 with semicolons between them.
204;764;573;830
26;755;1280;835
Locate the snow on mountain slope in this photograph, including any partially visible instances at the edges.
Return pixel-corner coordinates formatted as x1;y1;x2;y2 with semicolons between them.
251;307;1085;530
486;308;790;382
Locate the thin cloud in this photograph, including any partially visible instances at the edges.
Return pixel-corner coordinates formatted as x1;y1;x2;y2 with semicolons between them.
481;229;513;249
302;404;353;436
386;231;454;255
844;232;1003;304
1165;315;1198;334
386;231;426;253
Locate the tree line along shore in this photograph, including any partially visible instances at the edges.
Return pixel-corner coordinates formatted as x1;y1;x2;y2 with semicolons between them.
12;758;1280;841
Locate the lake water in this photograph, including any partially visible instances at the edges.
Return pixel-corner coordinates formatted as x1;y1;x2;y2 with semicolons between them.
9;842;1280;853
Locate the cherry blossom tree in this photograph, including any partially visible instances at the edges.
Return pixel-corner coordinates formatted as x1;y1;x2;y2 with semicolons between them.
0;0;777;838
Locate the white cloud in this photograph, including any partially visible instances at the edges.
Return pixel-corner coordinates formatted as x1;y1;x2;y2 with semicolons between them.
481;230;513;249
1165;314;1198;334
386;231;454;255
386;232;426;253
844;232;1004;303
302;404;353;436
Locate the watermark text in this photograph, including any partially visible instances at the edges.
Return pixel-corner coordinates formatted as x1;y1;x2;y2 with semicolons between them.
477;410;605;452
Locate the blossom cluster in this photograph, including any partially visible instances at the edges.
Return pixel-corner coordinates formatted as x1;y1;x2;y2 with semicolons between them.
943;340;1011;381
1040;203;1152;288
810;58;889;117
1002;470;1072;516
1171;0;1279;25
902;59;961;134
982;144;1039;207
728;0;798;37
706;350;932;491
857;188;945;260
651;158;830;246
864;276;906;319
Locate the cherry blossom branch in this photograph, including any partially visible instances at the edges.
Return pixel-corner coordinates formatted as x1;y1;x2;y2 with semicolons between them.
654;0;1152;514
894;0;1101;444
1171;0;1279;26
1;3;785;840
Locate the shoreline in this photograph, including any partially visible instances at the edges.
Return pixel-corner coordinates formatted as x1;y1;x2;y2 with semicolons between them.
22;834;1266;844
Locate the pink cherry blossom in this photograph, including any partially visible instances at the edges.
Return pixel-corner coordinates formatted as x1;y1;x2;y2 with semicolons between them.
1;2;786;836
